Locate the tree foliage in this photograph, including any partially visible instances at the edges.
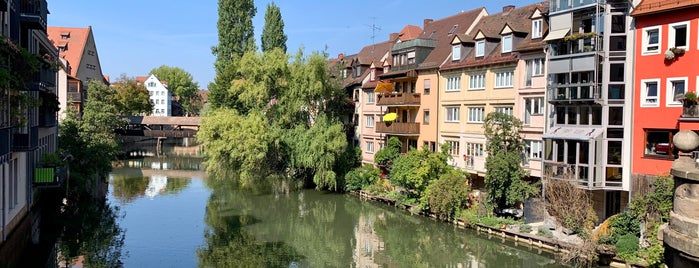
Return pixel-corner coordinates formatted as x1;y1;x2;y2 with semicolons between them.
261;2;287;53
209;0;257;109
423;170;470;220
389;146;451;198
374;136;402;170
149;65;200;116
483;112;538;208
112;74;152;115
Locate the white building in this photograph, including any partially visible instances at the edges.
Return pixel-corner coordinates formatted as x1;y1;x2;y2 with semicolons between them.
144;74;172;116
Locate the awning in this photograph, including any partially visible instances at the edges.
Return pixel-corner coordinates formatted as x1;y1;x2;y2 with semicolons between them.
542;127;603;141
544;29;570;42
375;82;394;93
383;113;397;122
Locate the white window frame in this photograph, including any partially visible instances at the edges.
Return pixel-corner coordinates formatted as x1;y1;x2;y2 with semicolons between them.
641;78;660;107
446;75;461;92
525;140;543;160
366;92;375;104
446;140;460;156
494;70;514;88
476;40;485;57
452;45;461;61
370;69;376;81
532;19;543;39
666;77;688;107
365;115;375;127
445;106;460;122
366;141;375;153
469;73;485;90
494;106;513;116
468;107;484;123
669;21;690;50
502;34;513;53
642;26;661;55
524;97;544;115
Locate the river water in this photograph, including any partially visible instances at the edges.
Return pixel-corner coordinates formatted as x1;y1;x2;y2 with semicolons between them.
70;139;569;267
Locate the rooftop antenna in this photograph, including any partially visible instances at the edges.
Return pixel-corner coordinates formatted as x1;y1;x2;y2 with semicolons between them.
367;17;381;55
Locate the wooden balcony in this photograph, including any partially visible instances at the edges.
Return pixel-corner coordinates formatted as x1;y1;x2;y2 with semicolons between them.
375;122;420;135
376;93;421;106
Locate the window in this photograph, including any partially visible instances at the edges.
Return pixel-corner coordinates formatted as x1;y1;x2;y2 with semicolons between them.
448;25;458;35
644;129;677;158
495;71;514;88
525;97;544;115
370;69;376;81
465;143;484;168
366;92;375;104
525;140;543;160
469;73;485;90
524;58;544;87
424;79;431;95
532;19;543;39
452;45;461;61
407;51;416;64
494;106;513;116
446;140;460;156
641;79;659;107
667;77;687;107
446;106;460;122
423;110;430;125
366;141;375;153
476;40;485;57
468;107;484;123
502;34;513;53
642;27;661;54
669;21;690;49
610;64;624;82
365;115;374;127
446;76;461;92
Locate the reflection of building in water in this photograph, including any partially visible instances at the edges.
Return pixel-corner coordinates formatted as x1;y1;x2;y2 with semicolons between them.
150;161;170;170
145;176;168;199
352;215;384;267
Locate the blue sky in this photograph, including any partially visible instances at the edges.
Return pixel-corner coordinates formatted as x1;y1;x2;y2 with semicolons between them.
49;0;529;87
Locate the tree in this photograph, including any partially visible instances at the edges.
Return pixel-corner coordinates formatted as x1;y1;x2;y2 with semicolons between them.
261;2;287;53
149;66;200;116
483;112;539;209
374;137;402;170
209;0;257;109
389;146;451;198
112;74;152;115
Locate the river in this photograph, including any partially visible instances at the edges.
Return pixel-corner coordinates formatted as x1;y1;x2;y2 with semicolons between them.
78;139;566;267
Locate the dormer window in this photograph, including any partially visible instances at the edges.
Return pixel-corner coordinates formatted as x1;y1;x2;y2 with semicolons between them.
452;45;461;61
532;19;542;39
354;66;361;77
476;40;485;57
502;34;512;53
370;69;376;81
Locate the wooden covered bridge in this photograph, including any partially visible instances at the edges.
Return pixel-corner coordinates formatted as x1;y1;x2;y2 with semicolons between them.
118;116;201;138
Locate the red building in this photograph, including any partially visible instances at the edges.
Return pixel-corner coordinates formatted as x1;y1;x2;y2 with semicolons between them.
631;0;699;177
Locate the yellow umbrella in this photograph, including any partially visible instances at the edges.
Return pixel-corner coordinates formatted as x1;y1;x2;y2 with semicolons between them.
375;82;394;93
383;112;397;122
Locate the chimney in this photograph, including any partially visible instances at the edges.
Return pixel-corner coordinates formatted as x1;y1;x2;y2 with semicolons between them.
503;5;515;13
390;32;399;41
424;19;433;29
338;53;344;60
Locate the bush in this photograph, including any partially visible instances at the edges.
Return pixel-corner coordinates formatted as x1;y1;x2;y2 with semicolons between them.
606;212;640;244
537;226;553;239
344;165;381;191
615;234;640;261
422;171;470;220
519;224;533;233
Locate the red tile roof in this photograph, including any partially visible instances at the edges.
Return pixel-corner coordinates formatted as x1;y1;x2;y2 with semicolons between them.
417;7;487;70
47;26;91;77
632;0;699;16
399;25;422;41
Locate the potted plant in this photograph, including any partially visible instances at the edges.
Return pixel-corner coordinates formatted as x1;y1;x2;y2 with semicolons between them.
682;91;699;117
666;47;686;61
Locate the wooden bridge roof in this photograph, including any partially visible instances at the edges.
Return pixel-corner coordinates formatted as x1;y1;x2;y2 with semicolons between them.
123;116;201;126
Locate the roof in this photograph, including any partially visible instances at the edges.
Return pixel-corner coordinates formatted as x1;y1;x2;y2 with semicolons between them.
135;76;148;85
398;25;422;41
47;26;91;77
632;0;699;16
441;2;549;71
124;115;201;126
417;7;487;70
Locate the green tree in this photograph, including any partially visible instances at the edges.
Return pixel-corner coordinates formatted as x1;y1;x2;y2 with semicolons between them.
374;137;402;170
112;75;153;115
209;0;257;109
389;146;451;198
80;80;124;175
261;2;287;53
483;112;539;209
149;65;200;116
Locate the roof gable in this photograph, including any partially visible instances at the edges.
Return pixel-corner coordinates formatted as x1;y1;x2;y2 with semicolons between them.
47;26;91;77
632;0;699;16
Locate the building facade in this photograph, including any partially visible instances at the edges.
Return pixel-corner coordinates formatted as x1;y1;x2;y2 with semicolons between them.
144;74;172;116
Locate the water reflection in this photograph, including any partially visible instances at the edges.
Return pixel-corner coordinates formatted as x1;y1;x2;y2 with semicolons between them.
200;177;568;267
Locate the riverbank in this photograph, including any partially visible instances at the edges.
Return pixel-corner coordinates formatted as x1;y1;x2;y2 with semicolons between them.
353;190;644;268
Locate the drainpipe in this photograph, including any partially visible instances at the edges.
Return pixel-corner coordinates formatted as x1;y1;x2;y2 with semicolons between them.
2;162;5;242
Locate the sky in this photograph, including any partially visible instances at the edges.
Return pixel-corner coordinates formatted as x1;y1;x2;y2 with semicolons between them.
49;0;530;87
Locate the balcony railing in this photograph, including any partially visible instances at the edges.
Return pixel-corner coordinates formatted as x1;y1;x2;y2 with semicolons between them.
375;122;420;135
547;85;600;102
549;36;601;57
66;92;82;102
19;0;48;30
33;166;67;188
12;127;39;151
550;0;599;13
376;93;421;106
28;66;56;91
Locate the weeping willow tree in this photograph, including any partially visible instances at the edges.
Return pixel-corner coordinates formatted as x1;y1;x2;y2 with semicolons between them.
198;48;357;191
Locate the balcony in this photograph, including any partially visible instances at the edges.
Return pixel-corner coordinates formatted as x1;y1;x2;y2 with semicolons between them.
376;93;421;106
375;122;420;136
28;66;56;91
66;92;82;102
550;0;599;13
12;127;39;151
20;0;48;30
549;36;601;57
0;128;9;156
33;166;67;188
547;85;600;103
